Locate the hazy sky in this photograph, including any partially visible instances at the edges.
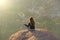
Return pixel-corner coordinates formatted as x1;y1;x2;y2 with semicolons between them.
0;0;60;17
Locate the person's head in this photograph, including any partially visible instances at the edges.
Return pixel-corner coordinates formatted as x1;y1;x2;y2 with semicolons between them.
30;17;35;24
30;17;33;21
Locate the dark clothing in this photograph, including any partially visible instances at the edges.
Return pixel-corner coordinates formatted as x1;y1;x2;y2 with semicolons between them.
24;23;35;29
28;23;35;29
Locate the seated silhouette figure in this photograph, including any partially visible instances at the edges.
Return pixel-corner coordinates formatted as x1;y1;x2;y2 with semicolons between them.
24;17;35;30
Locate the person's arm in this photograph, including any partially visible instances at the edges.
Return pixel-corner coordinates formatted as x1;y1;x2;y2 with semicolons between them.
24;24;28;26
24;23;30;27
24;24;29;27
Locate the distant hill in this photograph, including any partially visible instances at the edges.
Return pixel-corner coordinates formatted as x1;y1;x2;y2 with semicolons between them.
9;29;60;40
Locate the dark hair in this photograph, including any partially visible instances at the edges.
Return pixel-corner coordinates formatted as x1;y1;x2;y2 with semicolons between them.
30;17;35;25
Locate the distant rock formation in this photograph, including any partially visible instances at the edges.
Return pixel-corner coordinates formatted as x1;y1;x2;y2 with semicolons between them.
9;29;60;40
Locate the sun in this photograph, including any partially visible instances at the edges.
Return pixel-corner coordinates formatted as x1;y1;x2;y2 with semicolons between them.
0;0;10;10
0;0;7;6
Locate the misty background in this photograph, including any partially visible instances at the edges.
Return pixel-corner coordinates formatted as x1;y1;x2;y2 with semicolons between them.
0;0;60;40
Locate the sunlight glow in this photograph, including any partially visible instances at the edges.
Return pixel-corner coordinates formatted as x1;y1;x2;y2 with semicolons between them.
0;0;9;10
0;0;7;6
0;0;13;11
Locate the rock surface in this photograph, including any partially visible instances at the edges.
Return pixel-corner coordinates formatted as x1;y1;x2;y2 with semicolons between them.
9;29;60;40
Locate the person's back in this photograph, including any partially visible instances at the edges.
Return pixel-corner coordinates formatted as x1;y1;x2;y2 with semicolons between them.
28;23;35;29
24;17;35;30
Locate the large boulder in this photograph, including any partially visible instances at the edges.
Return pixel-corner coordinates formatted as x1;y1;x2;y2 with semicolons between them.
9;29;60;40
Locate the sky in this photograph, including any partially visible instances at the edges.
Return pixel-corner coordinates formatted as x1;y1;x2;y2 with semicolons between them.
0;0;60;17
